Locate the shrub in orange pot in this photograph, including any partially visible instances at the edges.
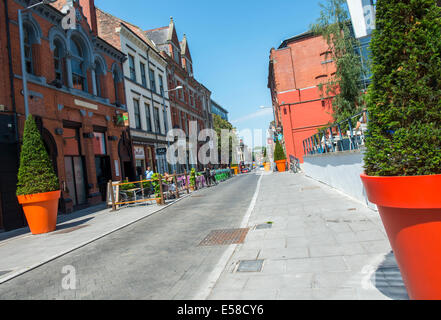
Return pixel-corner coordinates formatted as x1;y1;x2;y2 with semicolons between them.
274;140;286;172
360;0;441;300
16;115;60;235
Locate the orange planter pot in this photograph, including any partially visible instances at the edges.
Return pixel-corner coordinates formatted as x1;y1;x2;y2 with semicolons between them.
17;190;61;235
275;160;286;172
361;173;441;300
231;166;238;175
264;162;270;172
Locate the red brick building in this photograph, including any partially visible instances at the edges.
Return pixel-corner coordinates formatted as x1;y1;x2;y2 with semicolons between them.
146;18;212;172
0;0;132;231
268;32;336;163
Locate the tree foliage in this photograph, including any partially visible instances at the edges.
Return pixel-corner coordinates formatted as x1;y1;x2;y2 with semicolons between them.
16;115;59;196
212;114;238;165
312;0;366;123
364;0;441;176
274;140;287;161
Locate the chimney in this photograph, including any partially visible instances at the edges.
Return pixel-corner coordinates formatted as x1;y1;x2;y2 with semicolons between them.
79;0;98;36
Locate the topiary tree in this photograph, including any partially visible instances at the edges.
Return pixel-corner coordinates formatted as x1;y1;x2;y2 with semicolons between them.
190;168;196;188
274;140;287;162
16;115;59;196
364;0;441;177
262;147;268;163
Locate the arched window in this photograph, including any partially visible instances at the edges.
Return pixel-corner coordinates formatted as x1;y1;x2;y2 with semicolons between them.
70;38;87;92
53;39;65;84
113;69;120;105
24;25;34;75
94;60;103;97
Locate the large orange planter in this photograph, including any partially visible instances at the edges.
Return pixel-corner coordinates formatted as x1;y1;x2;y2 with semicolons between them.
231;166;238;175
17;190;61;235
360;173;441;300
275;160;286;172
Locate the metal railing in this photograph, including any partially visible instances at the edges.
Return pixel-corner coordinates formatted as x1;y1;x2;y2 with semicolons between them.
303;110;368;156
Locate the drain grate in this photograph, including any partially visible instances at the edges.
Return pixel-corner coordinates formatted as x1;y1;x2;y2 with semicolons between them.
0;270;12;277
236;260;264;272
255;223;273;230
301;186;320;191
199;228;249;246
52;225;89;235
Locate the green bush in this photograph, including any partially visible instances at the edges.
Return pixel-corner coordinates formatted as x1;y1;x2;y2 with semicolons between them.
151;173;162;198
364;0;441;176
16;115;59;196
190;168;196;187
274;141;287;161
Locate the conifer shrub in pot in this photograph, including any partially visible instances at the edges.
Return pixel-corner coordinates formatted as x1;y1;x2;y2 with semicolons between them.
360;0;441;300
274;140;287;172
189;168;196;191
16;115;61;235
151;173;162;204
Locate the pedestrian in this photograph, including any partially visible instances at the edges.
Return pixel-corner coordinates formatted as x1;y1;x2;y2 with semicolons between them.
204;166;211;187
210;165;217;186
145;166;154;180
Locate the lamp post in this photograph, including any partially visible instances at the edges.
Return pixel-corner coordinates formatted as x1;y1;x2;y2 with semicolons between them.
162;85;183;174
19;0;58;119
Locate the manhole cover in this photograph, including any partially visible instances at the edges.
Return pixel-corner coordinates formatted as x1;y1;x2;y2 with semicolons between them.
237;260;264;272
52;225;89;235
199;228;249;246
0;270;12;277
255;223;272;230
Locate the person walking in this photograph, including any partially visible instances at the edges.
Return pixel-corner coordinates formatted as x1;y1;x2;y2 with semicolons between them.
210;165;218;186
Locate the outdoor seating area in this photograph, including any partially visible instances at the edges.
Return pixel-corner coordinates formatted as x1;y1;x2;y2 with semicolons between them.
107;168;235;211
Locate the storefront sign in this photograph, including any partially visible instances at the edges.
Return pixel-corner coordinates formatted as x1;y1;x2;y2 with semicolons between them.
156;148;167;156
134;146;145;160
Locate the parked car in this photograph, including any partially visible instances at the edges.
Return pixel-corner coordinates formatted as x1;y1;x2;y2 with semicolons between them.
241;167;250;174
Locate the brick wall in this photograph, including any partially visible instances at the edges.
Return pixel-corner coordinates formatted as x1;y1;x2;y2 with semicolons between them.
269;34;336;163
2;0;130;218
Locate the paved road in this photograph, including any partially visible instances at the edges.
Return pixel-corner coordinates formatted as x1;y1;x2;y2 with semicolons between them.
0;173;259;300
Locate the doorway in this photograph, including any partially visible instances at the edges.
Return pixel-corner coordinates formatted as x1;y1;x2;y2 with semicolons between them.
95;156;111;201
64;156;87;207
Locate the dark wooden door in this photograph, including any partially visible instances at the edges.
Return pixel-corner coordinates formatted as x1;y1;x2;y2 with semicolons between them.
0;115;24;231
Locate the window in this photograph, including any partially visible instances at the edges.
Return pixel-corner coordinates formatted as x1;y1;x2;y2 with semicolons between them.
113;70;120;105
149;68;156;93
24;26;34;75
173;47;180;64
145;103;152;132
53;40;64;84
163;108;168;133
140;62;147;87
70;38;87;92
128;55;136;82
153;107;161;133
133;99;141;129
159;75;164;96
93;132;107;155
94;61;103;97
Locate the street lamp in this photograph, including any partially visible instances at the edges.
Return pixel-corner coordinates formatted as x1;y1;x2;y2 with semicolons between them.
161;86;183;174
19;0;58;118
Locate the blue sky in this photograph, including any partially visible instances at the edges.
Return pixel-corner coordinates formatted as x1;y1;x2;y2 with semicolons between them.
95;0;323;146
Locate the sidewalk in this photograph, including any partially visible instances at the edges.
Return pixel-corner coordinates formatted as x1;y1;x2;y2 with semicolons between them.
208;171;409;300
0;194;191;285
